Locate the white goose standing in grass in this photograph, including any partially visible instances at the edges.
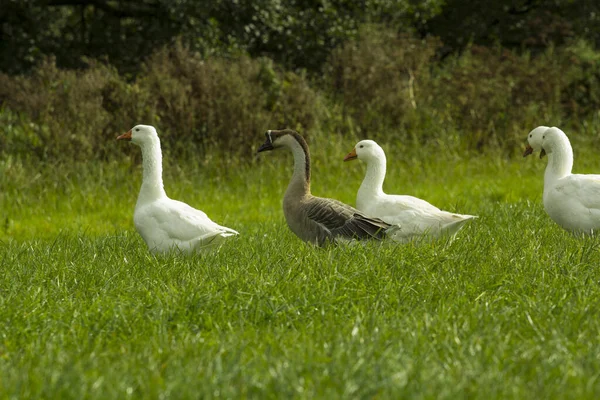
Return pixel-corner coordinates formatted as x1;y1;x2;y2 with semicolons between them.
343;140;476;242
257;129;392;246
524;126;600;234
117;125;238;253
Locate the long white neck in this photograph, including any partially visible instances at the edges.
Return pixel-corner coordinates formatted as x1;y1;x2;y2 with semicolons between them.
358;154;386;201
138;138;167;203
544;136;573;184
284;137;311;199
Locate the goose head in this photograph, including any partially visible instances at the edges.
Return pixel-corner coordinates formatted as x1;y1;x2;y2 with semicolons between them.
257;129;304;153
523;126;549;158
539;127;568;157
117;125;159;147
343;140;385;162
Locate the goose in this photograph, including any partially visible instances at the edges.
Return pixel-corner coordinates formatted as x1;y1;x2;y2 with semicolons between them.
117;124;238;253
256;129;392;246
343;139;476;242
523;125;549;157
523;126;600;234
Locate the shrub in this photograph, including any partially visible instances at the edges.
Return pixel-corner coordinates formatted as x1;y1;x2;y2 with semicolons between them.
428;45;567;149
559;40;600;120
324;26;600;151
0;58;123;160
324;26;441;139
3;26;600;162
0;44;320;161
138;43;319;157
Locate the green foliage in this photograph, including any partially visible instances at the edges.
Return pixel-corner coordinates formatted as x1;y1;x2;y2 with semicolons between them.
5;0;600;76
324;26;441;140
426;45;567;149
138;43;319;156
560;40;600;117
429;41;600;149
190;0;444;72
0;0;181;75
424;0;600;56
0;0;445;75
0;58;126;160
325;28;600;151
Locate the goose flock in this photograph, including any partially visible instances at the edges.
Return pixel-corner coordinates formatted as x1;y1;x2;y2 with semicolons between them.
117;124;597;253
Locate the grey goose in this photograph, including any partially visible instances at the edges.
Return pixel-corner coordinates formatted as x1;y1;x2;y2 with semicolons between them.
257;129;392;246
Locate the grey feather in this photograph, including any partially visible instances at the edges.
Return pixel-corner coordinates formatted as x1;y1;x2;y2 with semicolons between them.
305;197;389;241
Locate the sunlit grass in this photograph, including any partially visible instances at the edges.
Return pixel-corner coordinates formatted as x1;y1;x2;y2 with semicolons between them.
1;139;600;398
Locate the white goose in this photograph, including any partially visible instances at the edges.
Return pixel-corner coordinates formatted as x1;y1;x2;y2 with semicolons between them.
524;126;600;234
344;140;476;242
117;125;238;253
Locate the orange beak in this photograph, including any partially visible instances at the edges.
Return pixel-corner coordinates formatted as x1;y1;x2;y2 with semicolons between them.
343;148;358;162
117;130;132;141
523;144;533;157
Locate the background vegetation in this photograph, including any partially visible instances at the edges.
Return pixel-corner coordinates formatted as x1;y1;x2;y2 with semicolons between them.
2;0;600;161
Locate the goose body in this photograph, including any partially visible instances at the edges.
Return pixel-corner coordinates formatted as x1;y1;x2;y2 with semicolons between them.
117;125;238;253
257;130;391;246
344;140;476;242
524;126;600;234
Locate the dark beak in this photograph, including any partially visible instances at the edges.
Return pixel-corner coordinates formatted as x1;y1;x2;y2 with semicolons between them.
540;148;546;159
257;133;274;153
523;144;533;157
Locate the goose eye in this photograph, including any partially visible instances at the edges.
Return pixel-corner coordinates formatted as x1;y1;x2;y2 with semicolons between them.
359;145;364;148
529;134;532;138
135;128;140;132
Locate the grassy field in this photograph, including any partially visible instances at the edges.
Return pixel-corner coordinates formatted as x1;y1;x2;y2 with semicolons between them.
2;135;600;398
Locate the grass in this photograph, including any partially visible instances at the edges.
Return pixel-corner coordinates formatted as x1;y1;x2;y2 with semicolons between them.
2;135;600;398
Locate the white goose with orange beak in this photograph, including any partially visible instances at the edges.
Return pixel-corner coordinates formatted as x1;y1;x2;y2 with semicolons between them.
117;124;238;253
344;140;476;242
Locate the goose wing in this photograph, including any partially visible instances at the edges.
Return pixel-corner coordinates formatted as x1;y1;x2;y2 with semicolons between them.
135;199;238;243
558;174;600;211
304;197;389;240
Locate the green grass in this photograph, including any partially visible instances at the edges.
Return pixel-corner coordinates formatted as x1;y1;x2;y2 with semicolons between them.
2;137;600;398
